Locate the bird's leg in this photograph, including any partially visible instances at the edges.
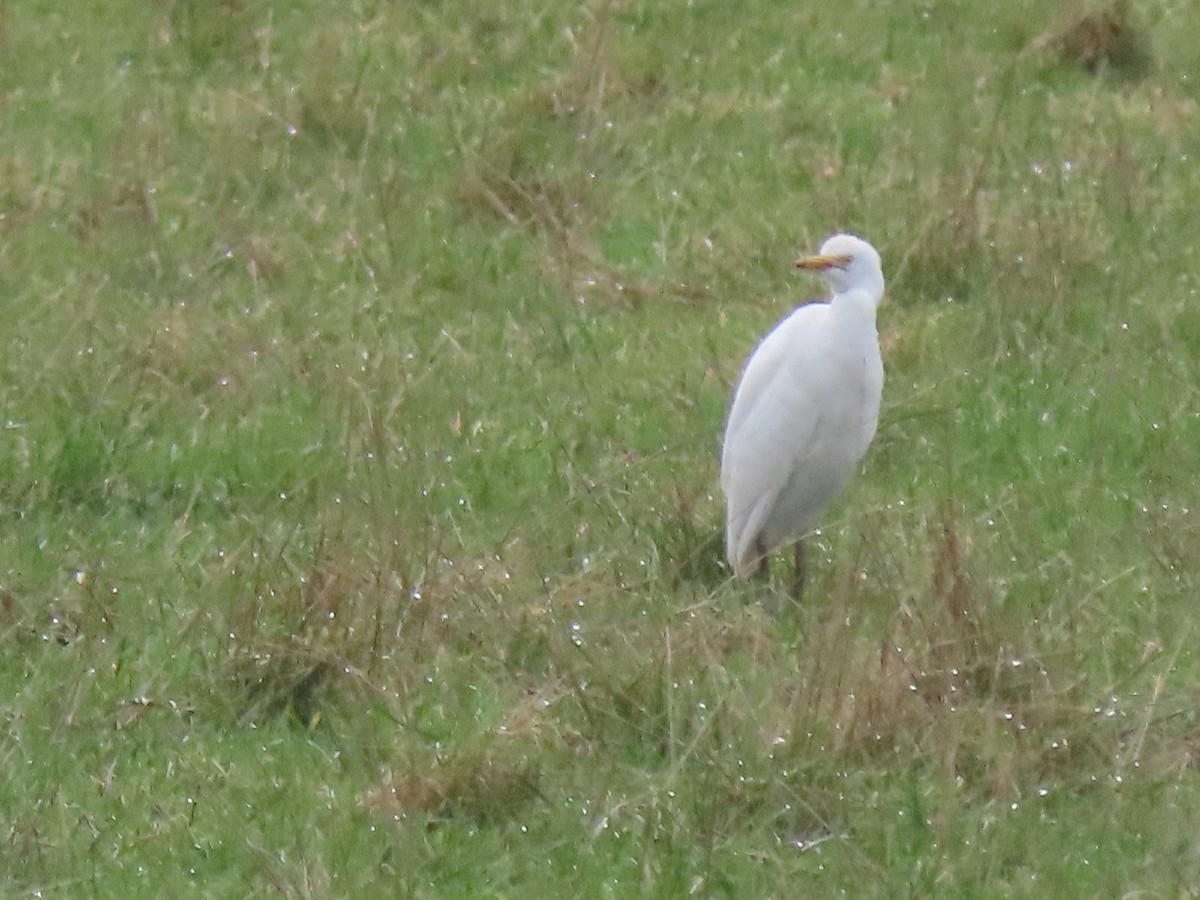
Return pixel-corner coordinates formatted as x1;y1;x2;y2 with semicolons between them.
791;540;807;599
754;536;770;580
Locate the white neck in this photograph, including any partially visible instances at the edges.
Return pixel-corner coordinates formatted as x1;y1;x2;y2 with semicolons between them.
831;287;880;325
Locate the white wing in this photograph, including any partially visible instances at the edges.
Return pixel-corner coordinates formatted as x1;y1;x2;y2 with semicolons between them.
720;304;830;574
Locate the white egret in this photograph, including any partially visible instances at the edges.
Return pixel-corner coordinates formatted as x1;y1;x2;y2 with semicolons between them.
720;233;885;593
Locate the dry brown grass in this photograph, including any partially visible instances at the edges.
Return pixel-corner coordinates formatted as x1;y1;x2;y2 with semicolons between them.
298;23;374;153
328;496;1200;833
1031;1;1153;77
67;103;168;247
769;508;1124;805
361;742;544;825
454;0;712;310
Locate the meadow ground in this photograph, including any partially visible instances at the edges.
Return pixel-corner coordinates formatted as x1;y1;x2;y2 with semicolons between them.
2;0;1200;896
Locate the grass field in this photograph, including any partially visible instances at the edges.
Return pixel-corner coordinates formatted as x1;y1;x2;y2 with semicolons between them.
2;0;1200;895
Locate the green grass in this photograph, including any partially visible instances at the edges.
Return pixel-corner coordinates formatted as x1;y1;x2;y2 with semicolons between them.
3;0;1200;894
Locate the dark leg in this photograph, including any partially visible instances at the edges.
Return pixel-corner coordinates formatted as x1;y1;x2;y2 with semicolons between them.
791;540;806;599
753;536;770;579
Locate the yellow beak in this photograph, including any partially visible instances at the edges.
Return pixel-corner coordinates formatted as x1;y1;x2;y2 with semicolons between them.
795;253;852;271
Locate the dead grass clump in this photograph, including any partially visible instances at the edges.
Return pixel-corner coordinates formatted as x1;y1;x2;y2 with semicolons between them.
24;561;122;650
547;0;665;123
460;161;592;249
252;858;333;899
68;184;155;248
0;581;81;650
0;585;18;641
217;491;558;730
0;155;38;246
893;172;988;304
0;818;48;888
237;233;289;283
553;607;777;764
1131;701;1200;779
460;146;712;310
695;769;843;854
455;1;690;310
224;539;389;725
1030;1;1153;77
115;300;301;412
458;159;659;309
888;71;1008;305
157;0;267;68
297;24;373;154
626;481;728;590
219;518;437;725
790;508;1112;800
69;103;169;247
361;742;543;825
229;647;334;726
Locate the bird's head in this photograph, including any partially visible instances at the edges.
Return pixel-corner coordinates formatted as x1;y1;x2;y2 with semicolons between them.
795;233;884;302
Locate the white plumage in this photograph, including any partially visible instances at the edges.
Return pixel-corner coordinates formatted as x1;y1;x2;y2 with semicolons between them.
720;233;885;582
